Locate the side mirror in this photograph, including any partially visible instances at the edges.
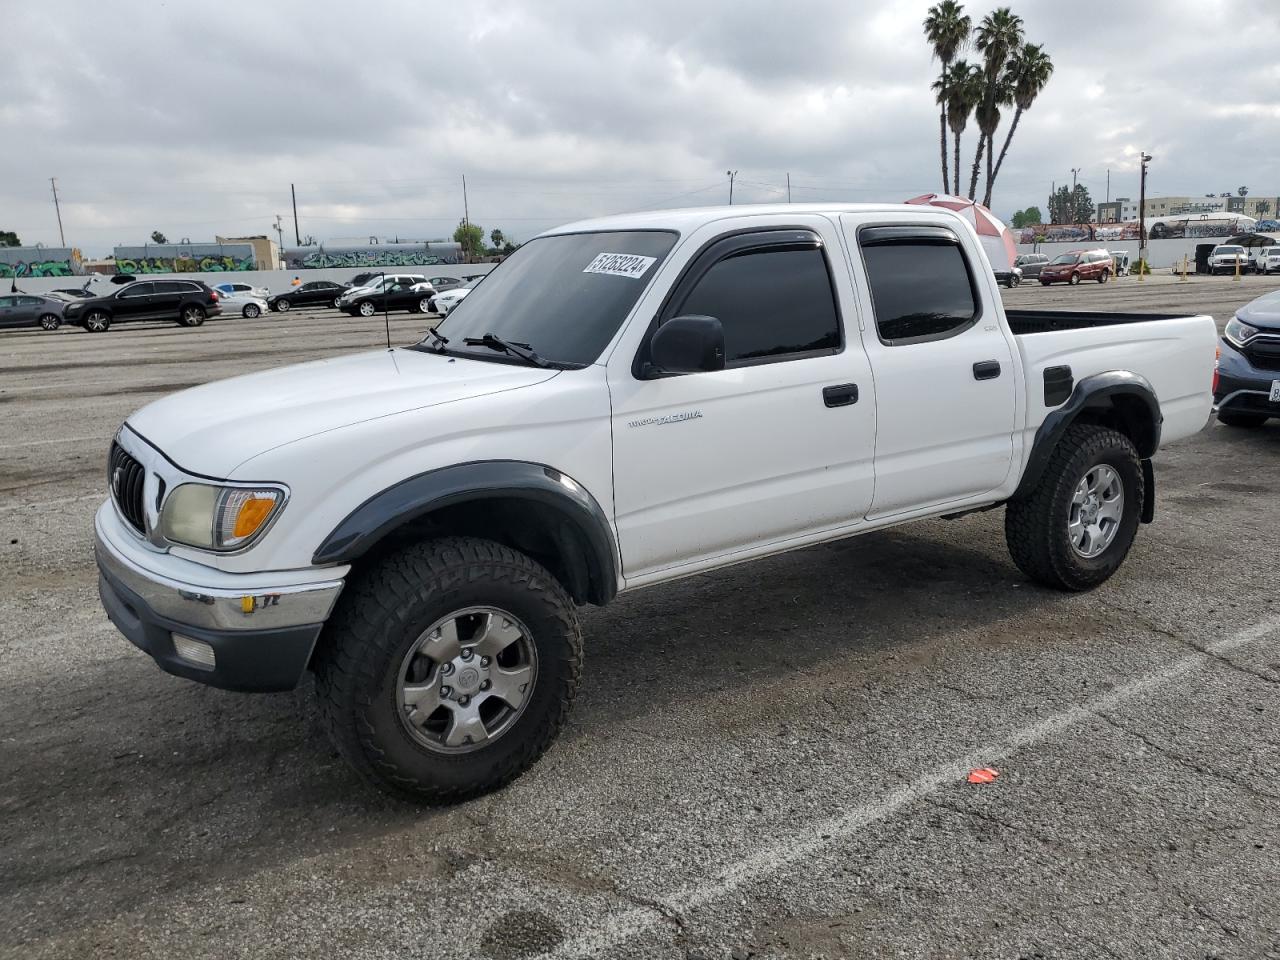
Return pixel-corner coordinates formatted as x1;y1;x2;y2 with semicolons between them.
649;315;726;375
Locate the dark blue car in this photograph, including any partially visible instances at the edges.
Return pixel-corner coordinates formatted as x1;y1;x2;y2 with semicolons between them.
1214;290;1280;427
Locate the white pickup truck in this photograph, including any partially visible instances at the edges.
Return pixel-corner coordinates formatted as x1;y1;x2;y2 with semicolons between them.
95;204;1216;803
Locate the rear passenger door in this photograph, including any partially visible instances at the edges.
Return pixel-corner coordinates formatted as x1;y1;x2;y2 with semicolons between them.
150;281;185;318
841;216;1017;518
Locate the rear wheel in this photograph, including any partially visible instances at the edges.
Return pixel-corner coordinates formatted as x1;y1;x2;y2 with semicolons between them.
243;304;261;319
1005;424;1143;591
358;301;377;317
1217;410;1269;428
83;311;111;333
180;305;205;327
38;314;61;331
313;537;582;804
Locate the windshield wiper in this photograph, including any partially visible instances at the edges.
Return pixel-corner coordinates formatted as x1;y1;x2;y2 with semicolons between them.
463;333;550;368
424;327;449;351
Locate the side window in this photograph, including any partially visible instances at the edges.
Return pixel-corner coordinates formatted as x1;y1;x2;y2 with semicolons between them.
19;296;42;305
120;283;154;298
671;244;841;365
859;228;979;345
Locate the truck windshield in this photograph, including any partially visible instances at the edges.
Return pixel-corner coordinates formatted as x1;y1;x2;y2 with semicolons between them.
413;230;678;368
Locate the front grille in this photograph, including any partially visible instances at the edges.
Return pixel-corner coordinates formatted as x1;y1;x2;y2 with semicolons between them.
1244;339;1280;372
108;441;147;534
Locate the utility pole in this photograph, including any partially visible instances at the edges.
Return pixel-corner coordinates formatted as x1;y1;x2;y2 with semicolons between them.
727;170;738;205
290;183;301;246
462;174;471;263
273;215;285;257
786;173;791;203
1106;168;1110;204
1070;167;1081;223
49;178;65;246
1138;151;1152;274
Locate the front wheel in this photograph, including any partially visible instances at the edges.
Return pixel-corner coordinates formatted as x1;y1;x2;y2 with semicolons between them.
1217;410;1269;428
418;297;433;313
1040;280;1051;286
1005;424;1143;592
1068;272;1081;285
275;299;291;312
358;301;377;317
313;538;582;804
1098;271;1109;284
83;311;111;333
39;314;61;331
243;304;261;319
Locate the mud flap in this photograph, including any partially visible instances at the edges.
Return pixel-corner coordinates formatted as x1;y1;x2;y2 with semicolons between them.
1141;459;1155;523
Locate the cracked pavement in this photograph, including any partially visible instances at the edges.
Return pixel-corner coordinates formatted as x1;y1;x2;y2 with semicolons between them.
1;277;1279;959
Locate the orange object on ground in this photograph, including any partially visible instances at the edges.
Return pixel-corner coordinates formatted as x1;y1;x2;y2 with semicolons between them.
967;767;999;784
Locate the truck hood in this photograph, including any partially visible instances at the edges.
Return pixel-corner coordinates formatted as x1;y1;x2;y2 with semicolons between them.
127;348;558;477
1239;290;1280;331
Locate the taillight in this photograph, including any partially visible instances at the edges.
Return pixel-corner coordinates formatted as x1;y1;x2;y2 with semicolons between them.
1212;346;1220;393
209;290;219;300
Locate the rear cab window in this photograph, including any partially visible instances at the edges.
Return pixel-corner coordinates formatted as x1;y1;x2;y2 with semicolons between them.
858;226;979;345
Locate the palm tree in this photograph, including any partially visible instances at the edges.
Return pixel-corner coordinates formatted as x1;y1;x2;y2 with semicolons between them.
969;7;1024;200
944;61;981;196
924;1;971;193
985;42;1053;207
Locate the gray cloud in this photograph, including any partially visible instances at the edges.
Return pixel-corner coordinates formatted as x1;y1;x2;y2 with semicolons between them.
3;0;1278;254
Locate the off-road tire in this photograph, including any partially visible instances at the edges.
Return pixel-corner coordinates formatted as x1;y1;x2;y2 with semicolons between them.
1005;424;1143;592
313;537;582;804
1217;410;1268;428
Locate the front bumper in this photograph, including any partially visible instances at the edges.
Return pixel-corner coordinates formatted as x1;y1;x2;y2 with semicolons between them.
1214;338;1280;417
95;509;344;692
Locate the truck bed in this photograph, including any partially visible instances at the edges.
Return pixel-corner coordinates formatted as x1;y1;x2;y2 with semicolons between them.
1005;309;1191;336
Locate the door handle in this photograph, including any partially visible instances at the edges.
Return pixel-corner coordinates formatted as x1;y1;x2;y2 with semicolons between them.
972;360;1001;381
822;383;859;407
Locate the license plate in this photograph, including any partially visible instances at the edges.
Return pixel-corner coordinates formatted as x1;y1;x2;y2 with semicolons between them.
1271;380;1280;403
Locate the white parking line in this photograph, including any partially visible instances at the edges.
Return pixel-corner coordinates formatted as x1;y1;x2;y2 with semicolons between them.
0;434;109;451
542;615;1280;959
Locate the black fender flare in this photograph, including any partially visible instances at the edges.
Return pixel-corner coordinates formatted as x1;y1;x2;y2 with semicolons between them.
1012;370;1162;518
312;461;619;604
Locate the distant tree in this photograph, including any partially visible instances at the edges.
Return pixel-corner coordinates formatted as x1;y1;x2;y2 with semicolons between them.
490;228;505;250
1010;205;1042;227
150;230;168;245
1048;185;1093;224
1257;200;1272;217
502;241;518;255
0;230;20;247
1238;186;1249;197
453;220;485;260
986;42;1053;207
1219;193;1232;199
937;59;981;195
970;7;1024;200
924;1;972;193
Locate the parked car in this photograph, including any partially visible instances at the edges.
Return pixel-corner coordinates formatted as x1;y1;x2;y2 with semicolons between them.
216;290;269;319
340;278;436;317
337;274;432;309
268;279;347;312
994;265;1022;288
0;293;67;330
1013;253;1049;279
94;202;1216;803
1261;247;1280;275
59;279;221;332
213;281;270;300
1213;289;1280;427
1107;251;1131;277
428;276;464;292
430;284;474;316
51;287;95;298
1208;245;1252;275
1038;249;1113;285
344;272;383;289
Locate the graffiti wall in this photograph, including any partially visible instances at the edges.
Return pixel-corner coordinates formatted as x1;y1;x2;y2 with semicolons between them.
0;246;83;278
283;242;463;269
112;243;256;274
1016;223;1140;244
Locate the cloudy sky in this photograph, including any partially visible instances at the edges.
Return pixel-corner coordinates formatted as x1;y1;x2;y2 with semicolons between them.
3;0;1278;255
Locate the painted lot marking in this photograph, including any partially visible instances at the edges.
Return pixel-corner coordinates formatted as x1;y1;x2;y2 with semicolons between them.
542;616;1280;959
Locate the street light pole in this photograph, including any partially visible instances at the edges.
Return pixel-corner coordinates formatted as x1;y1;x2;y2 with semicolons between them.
1138;152;1152;278
727;170;738;205
1070;167;1081;223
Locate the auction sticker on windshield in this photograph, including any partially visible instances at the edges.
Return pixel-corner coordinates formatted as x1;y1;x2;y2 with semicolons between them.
582;252;657;279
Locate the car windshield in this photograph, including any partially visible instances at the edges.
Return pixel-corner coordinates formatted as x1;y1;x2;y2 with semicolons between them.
413;230;678;368
1051;254;1079;264
1216;247;1243;255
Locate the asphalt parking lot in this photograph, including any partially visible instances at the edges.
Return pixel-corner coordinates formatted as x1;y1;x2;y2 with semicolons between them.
2;276;1278;960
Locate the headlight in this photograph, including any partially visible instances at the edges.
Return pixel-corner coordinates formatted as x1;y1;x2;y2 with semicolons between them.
64;302;82;312
1224;316;1261;348
160;483;285;551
